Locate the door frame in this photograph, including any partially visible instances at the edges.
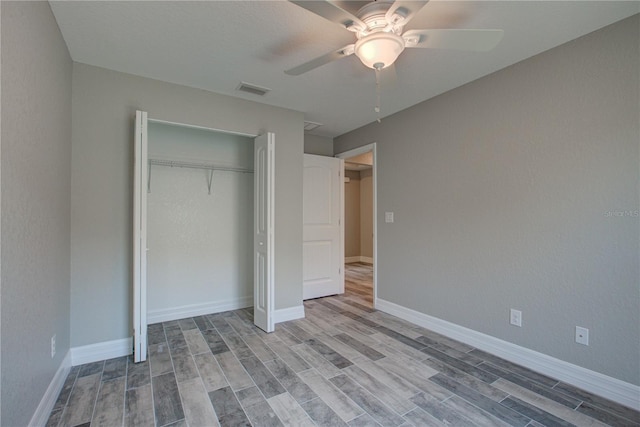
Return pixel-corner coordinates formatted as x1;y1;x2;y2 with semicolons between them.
335;143;378;307
133;111;148;363
133;111;274;361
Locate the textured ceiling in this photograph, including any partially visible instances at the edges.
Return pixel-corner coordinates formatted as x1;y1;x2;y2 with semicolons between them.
49;1;639;137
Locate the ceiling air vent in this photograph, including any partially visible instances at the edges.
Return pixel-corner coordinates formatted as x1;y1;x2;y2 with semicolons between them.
304;121;323;131
236;82;271;97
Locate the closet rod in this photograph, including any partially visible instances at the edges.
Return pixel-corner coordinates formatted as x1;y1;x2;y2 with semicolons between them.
147;158;253;194
148;158;253;174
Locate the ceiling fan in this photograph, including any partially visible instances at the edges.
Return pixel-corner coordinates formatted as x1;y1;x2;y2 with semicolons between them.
285;0;504;76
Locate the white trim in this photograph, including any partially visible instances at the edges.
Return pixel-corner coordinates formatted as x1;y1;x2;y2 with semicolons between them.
70;301;301;369
0;7;3;426
376;298;640;411
147;296;253;324
133;110;148;363
273;305;306;323
29;351;72;427
71;338;133;366
148;118;257;139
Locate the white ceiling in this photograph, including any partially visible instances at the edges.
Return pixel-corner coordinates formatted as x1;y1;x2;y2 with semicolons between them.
49;1;639;138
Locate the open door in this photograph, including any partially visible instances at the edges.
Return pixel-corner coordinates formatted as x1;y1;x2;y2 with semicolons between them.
253;133;275;332
133;110;148;362
303;154;344;300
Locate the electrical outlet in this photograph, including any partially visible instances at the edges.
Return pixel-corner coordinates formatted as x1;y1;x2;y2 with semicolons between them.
576;326;589;346
51;334;56;358
510;309;522;327
385;212;394;223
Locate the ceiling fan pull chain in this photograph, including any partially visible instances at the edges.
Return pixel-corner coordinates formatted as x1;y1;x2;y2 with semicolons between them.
374;66;382;123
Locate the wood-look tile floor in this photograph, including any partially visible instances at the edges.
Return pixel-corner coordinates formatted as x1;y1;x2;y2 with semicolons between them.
48;264;639;427
344;262;374;308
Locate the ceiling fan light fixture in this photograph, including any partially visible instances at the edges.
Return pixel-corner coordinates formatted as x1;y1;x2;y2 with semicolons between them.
354;32;405;69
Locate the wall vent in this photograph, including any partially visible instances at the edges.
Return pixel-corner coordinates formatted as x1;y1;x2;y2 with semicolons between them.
236;82;271;97
304;121;323;131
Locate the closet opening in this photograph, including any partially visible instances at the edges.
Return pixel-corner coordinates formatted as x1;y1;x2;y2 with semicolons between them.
146;121;255;323
133;111;275;362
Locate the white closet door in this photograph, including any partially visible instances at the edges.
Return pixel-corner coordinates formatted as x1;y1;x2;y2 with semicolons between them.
133;110;148;362
254;133;275;332
303;154;344;300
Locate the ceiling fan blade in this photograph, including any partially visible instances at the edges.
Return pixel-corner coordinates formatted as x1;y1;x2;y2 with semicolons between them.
285;44;355;76
290;1;366;32
385;1;429;26
403;29;504;51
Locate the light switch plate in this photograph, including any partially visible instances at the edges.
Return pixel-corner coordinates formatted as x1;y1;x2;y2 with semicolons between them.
385;212;394;223
510;309;522;327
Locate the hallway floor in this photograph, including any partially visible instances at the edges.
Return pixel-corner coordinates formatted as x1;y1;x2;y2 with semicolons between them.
344;262;373;308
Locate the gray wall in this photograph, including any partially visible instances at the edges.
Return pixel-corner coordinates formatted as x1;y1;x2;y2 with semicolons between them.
360;169;373;259
71;63;303;347
1;2;72;425
335;15;639;385
304;134;334;156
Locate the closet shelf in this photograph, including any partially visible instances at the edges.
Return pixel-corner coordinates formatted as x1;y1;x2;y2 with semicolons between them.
147;158;253;195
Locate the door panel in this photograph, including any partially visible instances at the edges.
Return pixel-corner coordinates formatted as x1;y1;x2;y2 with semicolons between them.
254;133;275;332
133;110;148;362
303;155;344;300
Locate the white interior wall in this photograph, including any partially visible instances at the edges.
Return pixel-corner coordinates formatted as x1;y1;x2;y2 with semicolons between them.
147;122;253;319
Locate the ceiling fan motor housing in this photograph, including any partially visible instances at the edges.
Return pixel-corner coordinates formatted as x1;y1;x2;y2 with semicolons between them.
356;0;404;35
351;0;409;69
355;32;405;69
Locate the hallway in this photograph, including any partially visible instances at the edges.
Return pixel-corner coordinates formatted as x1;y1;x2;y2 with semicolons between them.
344;262;373;308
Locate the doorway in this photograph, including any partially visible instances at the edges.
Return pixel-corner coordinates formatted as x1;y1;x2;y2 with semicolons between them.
336;143;377;308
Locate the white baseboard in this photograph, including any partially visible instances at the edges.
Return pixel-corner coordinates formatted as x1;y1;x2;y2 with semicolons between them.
70;298;295;366
29;351;72;427
274;305;305;323
376;298;640;411
345;256;373;264
71;337;132;366
147;296;253;324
